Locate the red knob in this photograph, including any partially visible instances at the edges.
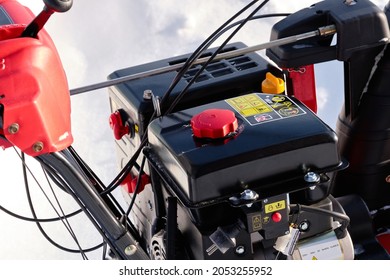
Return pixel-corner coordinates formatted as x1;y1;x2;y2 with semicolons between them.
191;109;238;139
109;110;129;140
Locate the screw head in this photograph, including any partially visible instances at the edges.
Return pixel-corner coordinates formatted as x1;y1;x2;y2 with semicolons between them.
242;189;258;200
299;221;310;232
304;172;320;183
235;245;245;255
386;175;390;184
32;142;44;153
124;244;137;256
143;89;153;100
8;123;19;134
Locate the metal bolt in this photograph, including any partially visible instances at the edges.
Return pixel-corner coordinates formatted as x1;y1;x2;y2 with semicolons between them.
124;244;137;256
263;199;268;204
235;245;245;255
242;189;258;200
32;141;44;152
143;89;153;100
386;175;390;184
304;172;320;183
8;123;19;134
299;221;310;232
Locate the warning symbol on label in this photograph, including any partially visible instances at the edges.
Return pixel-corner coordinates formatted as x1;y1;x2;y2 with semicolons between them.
252;215;262;231
312;256;318;260
265;200;286;214
226;93;272;117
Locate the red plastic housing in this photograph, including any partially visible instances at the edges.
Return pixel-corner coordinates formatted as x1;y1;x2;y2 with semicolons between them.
191;109;238;139
0;0;73;155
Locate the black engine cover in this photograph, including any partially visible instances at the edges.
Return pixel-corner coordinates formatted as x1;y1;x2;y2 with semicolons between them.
148;92;341;204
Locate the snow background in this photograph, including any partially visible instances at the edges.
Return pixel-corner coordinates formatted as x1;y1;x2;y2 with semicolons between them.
0;0;387;259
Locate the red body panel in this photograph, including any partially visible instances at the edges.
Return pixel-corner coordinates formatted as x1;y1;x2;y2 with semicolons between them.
0;0;73;155
285;65;317;113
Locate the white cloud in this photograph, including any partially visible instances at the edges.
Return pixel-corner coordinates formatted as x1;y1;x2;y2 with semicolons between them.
1;0;389;259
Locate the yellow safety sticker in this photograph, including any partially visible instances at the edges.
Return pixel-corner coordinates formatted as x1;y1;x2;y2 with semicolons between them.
226;93;272;117
252;215;262;231
265;200;286;214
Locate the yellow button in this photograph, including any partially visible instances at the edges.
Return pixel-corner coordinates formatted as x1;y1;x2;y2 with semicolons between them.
262;72;285;94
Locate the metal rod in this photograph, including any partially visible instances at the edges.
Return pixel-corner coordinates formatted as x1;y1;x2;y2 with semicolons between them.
69;24;336;96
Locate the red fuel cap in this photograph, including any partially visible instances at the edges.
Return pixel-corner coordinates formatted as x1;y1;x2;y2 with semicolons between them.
191;109;238;139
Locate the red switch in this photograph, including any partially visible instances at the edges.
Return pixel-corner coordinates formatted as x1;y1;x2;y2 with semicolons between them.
109;110;130;140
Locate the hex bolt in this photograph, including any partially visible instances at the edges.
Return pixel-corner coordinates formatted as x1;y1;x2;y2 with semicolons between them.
124;244;137;256
8;123;20;134
304;172;320;183
235;245;245;255
242;189;258;200
32;141;44;153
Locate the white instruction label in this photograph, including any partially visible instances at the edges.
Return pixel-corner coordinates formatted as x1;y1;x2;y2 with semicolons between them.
296;231;343;260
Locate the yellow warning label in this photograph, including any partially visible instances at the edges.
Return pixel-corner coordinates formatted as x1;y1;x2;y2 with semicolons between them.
227;93;272;117
252;215;262;231
265;200;286;214
312;256;318;260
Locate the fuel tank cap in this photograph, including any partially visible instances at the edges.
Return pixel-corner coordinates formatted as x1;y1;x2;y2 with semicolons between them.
191;109;238;139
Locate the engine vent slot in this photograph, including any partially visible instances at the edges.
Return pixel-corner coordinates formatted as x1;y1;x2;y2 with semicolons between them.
169;47;258;83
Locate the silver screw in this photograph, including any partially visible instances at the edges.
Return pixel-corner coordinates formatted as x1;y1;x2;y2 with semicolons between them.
235;245;245;255
242;189;258;200
386;175;390;184
8;123;19;134
304;172;320;183
124;244;137;256
32;142;44;153
143;89;153;100
299;221;310;232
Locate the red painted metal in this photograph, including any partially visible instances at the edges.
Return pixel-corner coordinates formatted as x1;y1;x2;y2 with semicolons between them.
285;65;317;113
0;0;73;155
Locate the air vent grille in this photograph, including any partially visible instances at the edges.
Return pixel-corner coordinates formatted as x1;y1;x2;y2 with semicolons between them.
169;47;258;83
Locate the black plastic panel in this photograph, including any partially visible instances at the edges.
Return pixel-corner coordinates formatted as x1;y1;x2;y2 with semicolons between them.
148;92;341;203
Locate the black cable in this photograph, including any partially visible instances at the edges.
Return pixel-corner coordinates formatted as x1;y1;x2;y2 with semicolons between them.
38;157;109;253
21;152;86;259
101;137;148;195
20;152;105;256
0;203;82;223
125;155;147;218
101;0;265;195
165;0;270;115
290;204;350;238
159;0;263;109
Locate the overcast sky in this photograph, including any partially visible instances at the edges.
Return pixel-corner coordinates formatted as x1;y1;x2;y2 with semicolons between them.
0;0;388;259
